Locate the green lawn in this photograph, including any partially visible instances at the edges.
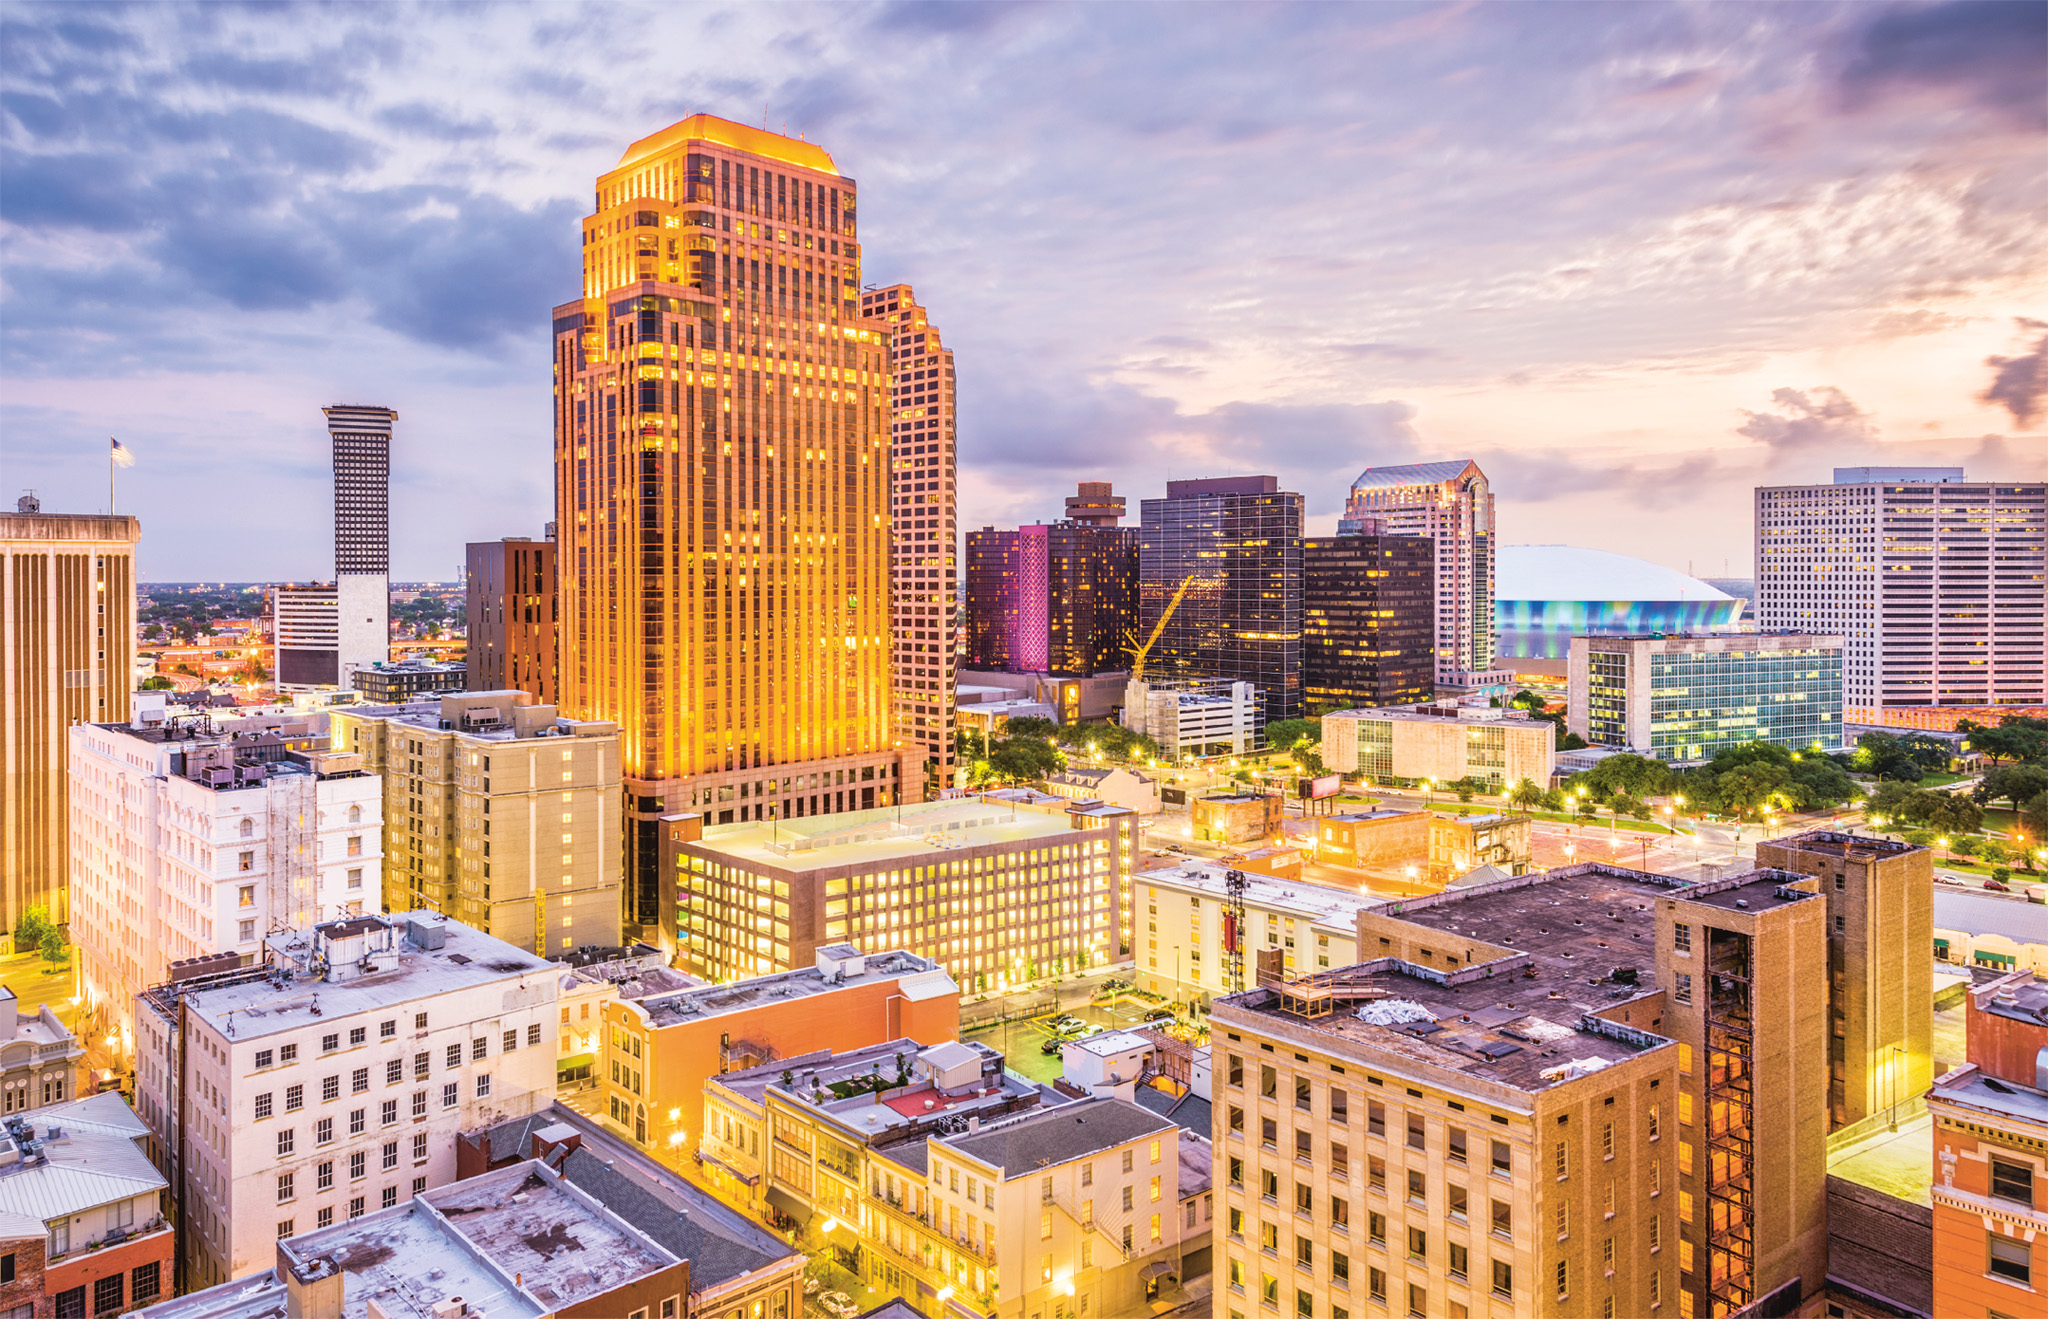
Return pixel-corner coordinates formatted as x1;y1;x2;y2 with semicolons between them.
1918;771;1970;788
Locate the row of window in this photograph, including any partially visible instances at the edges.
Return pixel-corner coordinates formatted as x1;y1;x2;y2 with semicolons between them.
272;1078;488;1154
252;1028;538;1116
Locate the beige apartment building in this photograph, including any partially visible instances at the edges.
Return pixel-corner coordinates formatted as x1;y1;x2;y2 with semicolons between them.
1212;861;1838;1319
331;690;622;953
1135;860;1374;1004
1321;703;1554;791
1755;832;1932;1131
1;501;137;933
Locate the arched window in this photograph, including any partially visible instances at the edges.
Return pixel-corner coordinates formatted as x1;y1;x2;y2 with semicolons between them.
239;818;254;838
348;805;362;824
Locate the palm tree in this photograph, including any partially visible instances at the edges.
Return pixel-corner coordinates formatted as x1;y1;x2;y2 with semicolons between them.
1506;778;1544;816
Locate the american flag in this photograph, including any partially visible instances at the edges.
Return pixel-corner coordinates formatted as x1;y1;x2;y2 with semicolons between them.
110;437;135;467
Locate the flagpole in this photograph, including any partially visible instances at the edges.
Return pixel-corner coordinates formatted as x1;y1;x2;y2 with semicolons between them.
109;440;115;514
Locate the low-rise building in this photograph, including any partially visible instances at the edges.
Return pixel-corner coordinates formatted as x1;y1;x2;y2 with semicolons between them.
69;713;383;1062
129;1153;712;1319
0;986;82;1116
663;793;1137;991
1320;702;1555;790
1122;679;1258;759
1568;631;1845;761
1932;887;2048;974
0;1093;172;1318
595;945;960;1171
330;690;621;954
132;911;559;1288
349;659;466;704
1428;812;1534;882
1045;764;1162;816
1313;808;1428;870
1133;861;1374;1005
1192;792;1283;845
1927;969;2048;1318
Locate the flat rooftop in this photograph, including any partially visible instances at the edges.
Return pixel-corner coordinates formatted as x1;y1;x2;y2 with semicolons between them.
1329;809;1422;824
685;795;1093;872
1764;829;1923;862
146;915;551;1042
417;1162;679;1309
1218;864;1820;1092
711;1037;1037;1142
1930;1066;2048;1126
628;949;955;1030
1136;860;1373;932
1327;705;1538;726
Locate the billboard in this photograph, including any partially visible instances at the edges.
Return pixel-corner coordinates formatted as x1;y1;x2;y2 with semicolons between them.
1298;775;1341;800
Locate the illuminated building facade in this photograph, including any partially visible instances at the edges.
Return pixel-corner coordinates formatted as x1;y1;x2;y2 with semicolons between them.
464;534;557;703
1755;468;2046;726
1567;631;1845;762
551;116;909;936
1494;545;1741;673
863;284;957;796
0;503;136;931
965;512;1139;678
1138;476;1303;725
1340;459;1501;690
1302;533;1434;711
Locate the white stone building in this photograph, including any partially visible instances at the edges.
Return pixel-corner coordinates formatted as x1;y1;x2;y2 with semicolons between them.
131;911;560;1289
69;714;383;1059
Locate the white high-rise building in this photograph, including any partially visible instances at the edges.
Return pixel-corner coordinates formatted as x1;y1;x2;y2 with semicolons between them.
132;911;559;1289
68;702;383;1056
1339;459;1505;692
274;406;393;691
1755;468;2046;726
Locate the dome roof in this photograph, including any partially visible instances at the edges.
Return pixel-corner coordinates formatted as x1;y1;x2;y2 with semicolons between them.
1497;545;1733;603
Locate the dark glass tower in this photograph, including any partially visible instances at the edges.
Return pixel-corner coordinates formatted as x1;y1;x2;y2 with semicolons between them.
1302;534;1435;711
965;521;1138;676
1137;476;1303;724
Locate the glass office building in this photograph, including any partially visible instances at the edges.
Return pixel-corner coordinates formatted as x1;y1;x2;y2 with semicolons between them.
1302;533;1435;711
1567;632;1845;762
1138;476;1303;725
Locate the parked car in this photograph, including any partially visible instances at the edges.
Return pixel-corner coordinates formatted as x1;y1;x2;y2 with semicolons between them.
1047;1015;1084;1034
1143;1007;1177;1022
1984;879;2011;892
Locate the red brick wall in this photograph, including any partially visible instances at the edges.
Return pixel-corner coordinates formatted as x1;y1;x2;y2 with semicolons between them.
44;1229;173;1318
1965;994;2048;1085
0;1235;44;1319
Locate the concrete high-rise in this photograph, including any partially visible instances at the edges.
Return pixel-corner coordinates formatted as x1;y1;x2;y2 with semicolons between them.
1302;532;1435;711
1755;468;2046;727
1065;480;1126;526
464;534;557;703
965;513;1139;678
0;498;137;933
551;115;908;938
274;406;394;691
863;283;956;796
1340;459;1503;691
1138;476;1303;725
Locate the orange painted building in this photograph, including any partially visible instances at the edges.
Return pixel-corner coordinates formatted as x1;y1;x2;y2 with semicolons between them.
1929;969;2048;1319
598;944;959;1168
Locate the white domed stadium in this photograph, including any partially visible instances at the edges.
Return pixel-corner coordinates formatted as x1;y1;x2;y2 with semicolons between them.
1495;545;1741;671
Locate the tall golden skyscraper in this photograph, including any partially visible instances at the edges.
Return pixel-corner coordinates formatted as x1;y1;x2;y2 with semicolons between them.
553;116;911;936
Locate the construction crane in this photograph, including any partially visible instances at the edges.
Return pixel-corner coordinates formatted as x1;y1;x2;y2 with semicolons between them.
1129;575;1196;681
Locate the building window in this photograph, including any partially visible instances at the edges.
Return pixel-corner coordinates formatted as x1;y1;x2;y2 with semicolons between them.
476;1074;492;1098
256;1050;274;1070
349;1152;365;1180
351;1026;368;1047
277;1129;295;1156
413;1133;429;1162
503;1029;519;1053
317;1207;334;1230
412;1176;427;1196
54;1287;84;1319
277;1173;295;1203
1674;973;1692;1005
1673;923;1690;954
349;1196;365;1219
350;1109;366;1136
1492;1260;1513;1299
445;1044;463;1069
528;1024;542;1046
285;1084;303;1112
322;1075;340;1103
382;1187;398;1209
1990;1159;2034;1208
383;1142;399;1171
1989;1234;2031;1285
413;1052;430;1080
132;1262;161;1304
254;1093;273;1119
442;1083;459;1108
317;1161;334;1190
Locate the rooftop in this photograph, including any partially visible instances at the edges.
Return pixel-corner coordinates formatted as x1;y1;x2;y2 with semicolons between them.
709;1037;1039;1144
616;113;839;175
1325;704;1539;727
682;795;1101;872
342;692;614;742
1176;1128;1213;1200
141;913;552;1042
943;1097;1174;1177
1137;860;1375;932
1217;863;1821;1092
1348;460;1482;491
1929;1065;2048;1126
0;1093;167;1225
625;948;955;1031
469;1105;799;1295
1495;545;1735;604
1764;829;1923;862
1329;808;1422;824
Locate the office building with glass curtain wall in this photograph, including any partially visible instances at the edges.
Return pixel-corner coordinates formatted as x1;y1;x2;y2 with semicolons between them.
1566;631;1845;762
1138;476;1303;726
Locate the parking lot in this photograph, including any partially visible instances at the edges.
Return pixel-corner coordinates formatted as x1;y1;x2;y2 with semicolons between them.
967;997;1178;1085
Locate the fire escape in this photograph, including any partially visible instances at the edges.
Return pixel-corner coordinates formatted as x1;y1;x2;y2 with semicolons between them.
1704;927;1755;1316
1221;869;1249;993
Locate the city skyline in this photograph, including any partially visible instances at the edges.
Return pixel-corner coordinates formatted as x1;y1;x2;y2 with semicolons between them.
4;2;2042;582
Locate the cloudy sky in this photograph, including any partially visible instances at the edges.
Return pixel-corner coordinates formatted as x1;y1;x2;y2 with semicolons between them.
3;0;2043;583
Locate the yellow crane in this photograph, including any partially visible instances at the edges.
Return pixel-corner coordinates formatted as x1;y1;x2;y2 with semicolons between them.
1130;576;1196;682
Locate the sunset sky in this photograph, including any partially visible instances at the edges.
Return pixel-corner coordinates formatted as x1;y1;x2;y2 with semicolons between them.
3;0;2043;582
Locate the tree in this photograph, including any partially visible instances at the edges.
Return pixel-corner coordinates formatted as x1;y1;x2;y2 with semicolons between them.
13;906;49;955
1262;719;1320;754
1508;689;1549;714
1003;716;1060;742
1557;728;1588;751
38;925;65;966
1979;764;2048;813
1506;778;1544;815
987;737;1062;783
1923;793;1984;837
1852;732;1932;782
1584;754;1671;802
140;675;174;691
1962;717;2048;766
1539;787;1566;813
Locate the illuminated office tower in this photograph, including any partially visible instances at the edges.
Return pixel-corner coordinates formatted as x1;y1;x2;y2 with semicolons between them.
0;497;137;931
1755;468;2046;727
552;116;907;936
1340;459;1501;691
861;283;956;796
